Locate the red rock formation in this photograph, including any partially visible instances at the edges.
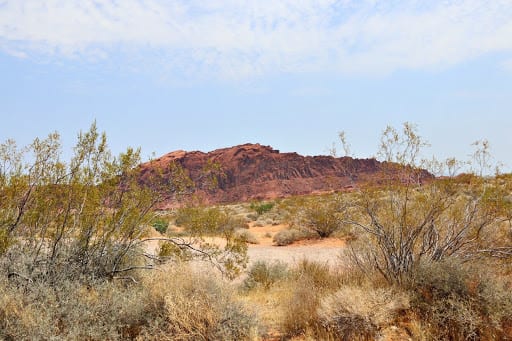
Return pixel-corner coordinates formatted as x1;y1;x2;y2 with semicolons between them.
139;143;429;206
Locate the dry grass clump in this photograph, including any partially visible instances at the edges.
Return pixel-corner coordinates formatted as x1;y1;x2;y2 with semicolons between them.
0;266;259;340
0;278;147;340
280;260;343;338
243;260;289;290
139;266;259;340
281;279;322;338
293;259;340;290
235;229;260;244
247;213;259;221
272;228;311;246
317;286;409;340
407;261;512;340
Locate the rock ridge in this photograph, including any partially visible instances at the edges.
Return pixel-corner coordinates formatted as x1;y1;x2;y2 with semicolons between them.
139;143;423;206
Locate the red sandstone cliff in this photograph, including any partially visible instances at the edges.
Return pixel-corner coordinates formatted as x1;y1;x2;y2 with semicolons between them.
139;143;427;206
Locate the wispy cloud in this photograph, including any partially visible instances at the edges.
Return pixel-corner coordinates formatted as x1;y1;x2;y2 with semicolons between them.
1;0;511;80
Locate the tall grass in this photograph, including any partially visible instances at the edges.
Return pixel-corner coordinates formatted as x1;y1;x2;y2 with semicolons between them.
0;265;259;340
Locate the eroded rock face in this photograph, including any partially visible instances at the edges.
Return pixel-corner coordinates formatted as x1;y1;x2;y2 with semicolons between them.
139;143;422;206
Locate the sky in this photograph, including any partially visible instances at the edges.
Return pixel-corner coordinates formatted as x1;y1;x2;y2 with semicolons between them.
0;0;511;171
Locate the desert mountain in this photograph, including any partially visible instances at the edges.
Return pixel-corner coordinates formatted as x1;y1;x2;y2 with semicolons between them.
139;143;422;207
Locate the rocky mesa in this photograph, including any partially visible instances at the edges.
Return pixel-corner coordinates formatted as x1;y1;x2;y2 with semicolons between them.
139;143;423;206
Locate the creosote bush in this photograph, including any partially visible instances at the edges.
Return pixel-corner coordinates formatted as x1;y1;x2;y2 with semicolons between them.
175;206;248;236
300;200;345;238
343;123;512;285
0;123;248;284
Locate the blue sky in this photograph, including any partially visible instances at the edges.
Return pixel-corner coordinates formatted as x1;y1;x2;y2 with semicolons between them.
0;0;511;170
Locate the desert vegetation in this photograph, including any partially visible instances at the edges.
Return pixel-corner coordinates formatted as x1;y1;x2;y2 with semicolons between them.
0;122;511;340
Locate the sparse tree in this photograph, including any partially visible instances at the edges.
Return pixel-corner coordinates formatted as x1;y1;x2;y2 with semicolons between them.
345;123;511;284
0;123;247;285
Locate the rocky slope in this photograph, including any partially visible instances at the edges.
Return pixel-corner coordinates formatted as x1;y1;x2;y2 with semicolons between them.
139;143;426;206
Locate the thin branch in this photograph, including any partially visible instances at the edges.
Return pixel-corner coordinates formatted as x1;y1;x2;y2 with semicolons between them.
110;265;155;274
8;272;33;282
113;276;138;284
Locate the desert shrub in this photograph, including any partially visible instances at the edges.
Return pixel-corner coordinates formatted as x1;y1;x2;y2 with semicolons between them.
0;278;147;340
317;286;409;340
246;213;258;221
175;206;248;236
243;260;289;290
0;125;160;284
0;266;259;340
281;279;322;337
235;229;259;244
280;261;344;338
139;266;259;341
346;124;512;285
152;218;169;234
273;229;310;246
407;261;512;340
299;200;345;238
252;221;264;227
293;259;339;291
0;124;247;285
158;242;193;261
250;201;274;216
478;275;512;338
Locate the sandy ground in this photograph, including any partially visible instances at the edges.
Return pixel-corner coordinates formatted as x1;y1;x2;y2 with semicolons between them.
144;223;347;268
246;224;346;266
247;244;344;267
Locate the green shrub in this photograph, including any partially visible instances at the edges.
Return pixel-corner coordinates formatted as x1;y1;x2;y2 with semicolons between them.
175;207;248;236
152;218;169;234
250;202;274;216
300;201;344;238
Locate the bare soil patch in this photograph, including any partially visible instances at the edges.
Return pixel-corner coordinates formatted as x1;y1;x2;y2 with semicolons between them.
144;223;346;268
246;223;346;266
